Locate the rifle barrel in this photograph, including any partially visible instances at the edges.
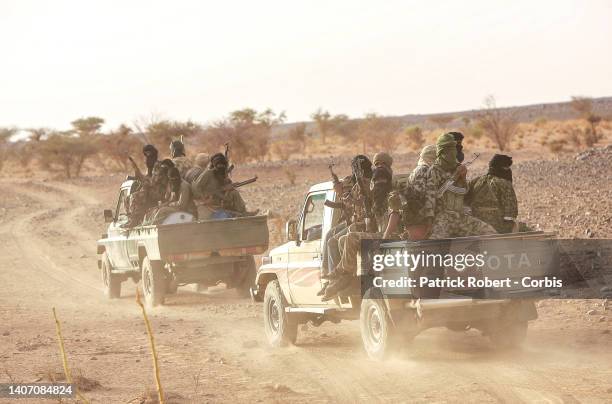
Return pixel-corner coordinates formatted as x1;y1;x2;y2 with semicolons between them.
233;176;258;188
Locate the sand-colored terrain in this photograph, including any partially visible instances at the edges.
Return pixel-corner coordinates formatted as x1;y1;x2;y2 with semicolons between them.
0;147;611;403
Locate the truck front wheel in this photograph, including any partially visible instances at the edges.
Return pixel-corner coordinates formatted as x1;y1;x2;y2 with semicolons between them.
360;290;401;360
263;280;297;347
141;257;165;308
101;252;121;299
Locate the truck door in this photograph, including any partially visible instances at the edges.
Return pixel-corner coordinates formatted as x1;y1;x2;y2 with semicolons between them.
105;188;131;270
123;186;141;268
287;191;327;304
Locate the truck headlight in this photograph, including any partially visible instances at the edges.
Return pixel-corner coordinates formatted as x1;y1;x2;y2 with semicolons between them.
261;256;272;265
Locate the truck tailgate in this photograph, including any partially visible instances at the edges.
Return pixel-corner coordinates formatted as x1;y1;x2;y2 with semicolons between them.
157;215;269;257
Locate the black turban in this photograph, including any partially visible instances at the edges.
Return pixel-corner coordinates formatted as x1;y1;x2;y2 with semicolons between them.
209;153;228;169
488;154;513;182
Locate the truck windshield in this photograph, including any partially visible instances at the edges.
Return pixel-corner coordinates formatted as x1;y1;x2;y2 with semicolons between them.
302;192;326;241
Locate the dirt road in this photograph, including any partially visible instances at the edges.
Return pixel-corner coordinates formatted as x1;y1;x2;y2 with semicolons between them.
1;178;611;403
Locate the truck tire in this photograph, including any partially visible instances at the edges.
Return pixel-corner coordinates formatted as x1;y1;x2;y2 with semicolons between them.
263;280;297;347
236;256;257;298
360;289;401;360
101;252;121;299
141;257;165;308
488;320;528;349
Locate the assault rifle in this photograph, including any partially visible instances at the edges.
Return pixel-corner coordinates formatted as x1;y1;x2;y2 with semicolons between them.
437;152;480;197
328;161;340;185
128;156;145;180
230;176;257;189
224;142;235;174
217;176;258;201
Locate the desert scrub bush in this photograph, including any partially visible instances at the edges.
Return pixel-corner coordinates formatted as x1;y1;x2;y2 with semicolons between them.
37;133;98;178
405;126;424;150
477;95;518;151
534;116;548;127
546;139;566;153
271;140;299;161
566;128;582;150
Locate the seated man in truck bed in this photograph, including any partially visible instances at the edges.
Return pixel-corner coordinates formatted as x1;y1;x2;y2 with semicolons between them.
191;153;248;218
170;138;194;178
423;133;496;239
323;164;401;300
125;160;171;227
466;154;530;233
148;167;197;224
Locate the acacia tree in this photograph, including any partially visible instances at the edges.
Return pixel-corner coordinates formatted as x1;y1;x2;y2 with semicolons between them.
570;96;602;147
16;128;52;169
357;113;401;154
328;114;358;140
99;124;143;171
405;126;425;150
203;108;285;163
288;123;307;147
477;95;518;151
144;119;203;151
311;108;332;144
37;132;97;178
70;117;104;137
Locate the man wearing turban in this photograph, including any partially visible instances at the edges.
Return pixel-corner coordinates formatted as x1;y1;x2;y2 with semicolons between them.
423;133;496;238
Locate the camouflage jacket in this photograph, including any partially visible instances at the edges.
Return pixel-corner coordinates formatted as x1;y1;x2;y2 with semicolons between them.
172;156;194;179
466;174;518;233
191;169;222;201
423;165;468;218
184;165;204;184
408;164;429;193
399;164;430;225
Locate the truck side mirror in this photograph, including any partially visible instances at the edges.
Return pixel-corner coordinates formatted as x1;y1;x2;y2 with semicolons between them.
103;209;114;223
286;219;298;242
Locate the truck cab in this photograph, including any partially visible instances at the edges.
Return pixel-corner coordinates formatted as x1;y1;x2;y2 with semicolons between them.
252;181;338;306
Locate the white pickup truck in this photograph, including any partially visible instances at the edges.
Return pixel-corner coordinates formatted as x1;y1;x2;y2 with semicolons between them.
97;178;269;307
251;181;558;360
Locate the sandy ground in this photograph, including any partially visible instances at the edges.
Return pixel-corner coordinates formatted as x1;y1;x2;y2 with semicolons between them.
0;149;611;403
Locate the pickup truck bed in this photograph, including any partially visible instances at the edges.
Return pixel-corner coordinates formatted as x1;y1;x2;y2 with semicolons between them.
158;215;269;257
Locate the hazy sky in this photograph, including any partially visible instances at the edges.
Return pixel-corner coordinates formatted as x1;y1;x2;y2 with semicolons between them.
1;0;611;130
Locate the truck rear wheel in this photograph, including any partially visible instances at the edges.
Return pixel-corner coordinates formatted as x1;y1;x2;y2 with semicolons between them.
142;257;165;308
360;290;401;360
236;256;257;298
263;280;297;347
101;252;121;299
